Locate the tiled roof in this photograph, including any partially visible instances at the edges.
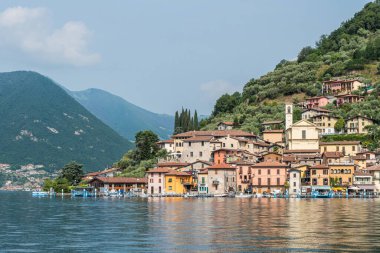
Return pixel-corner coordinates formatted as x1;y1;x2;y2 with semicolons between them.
352;155;366;160
218;121;234;126
198;169;208;174
354;171;372;176
303;107;331;113
323;79;360;84
284;149;320;154
165;171;191;176
366;165;380;171
207;164;236;170
91;177;147;184
157;162;190;168
251;161;288;168
323;152;344;158
282;156;296;162
157;139;174;144
183;136;214;142
85;168;119;177
262;120;283;125
310;165;329;169
146;167;174;173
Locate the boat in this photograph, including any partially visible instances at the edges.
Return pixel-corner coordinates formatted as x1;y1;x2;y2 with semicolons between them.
214;193;228;197
32;191;49;197
235;193;253;198
71;187;96;197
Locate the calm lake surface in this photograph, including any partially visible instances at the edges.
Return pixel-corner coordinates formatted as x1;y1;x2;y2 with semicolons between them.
1;191;380;252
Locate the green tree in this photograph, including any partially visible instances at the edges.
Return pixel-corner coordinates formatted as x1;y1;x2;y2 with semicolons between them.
334;118;345;133
59;161;84;186
193;110;199;130
134;130;160;161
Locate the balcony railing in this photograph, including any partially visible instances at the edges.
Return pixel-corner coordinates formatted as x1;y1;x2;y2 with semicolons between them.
212;180;219;185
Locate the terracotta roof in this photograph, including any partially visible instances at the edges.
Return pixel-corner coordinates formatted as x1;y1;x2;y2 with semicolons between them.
282;156;296;162
198;169;208;174
366;165;380;171
157;139;174;144
218;121;234;126
146;167;174;173
352;155;366;160
347;115;373;121
251;161;288;168
252;141;271;147
323;152;344;158
354;171;372;176
91;177;147;184
262;130;284;133
172;130;256;138
310;165;329;169
284;149;320;154
306;96;328;100
183;136;214;142
320;141;361;145
189;160;213;166
165;171;191;176
157;162;190;168
85;168;119;177
207;164;236;170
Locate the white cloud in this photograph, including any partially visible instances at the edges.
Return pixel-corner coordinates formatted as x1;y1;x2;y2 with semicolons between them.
200;80;239;99
0;6;100;66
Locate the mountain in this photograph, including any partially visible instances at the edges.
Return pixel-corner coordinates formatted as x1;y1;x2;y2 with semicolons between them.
202;1;380;133
69;88;174;140
0;71;133;172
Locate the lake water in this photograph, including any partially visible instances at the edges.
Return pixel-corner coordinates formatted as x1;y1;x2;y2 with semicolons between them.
1;191;380;252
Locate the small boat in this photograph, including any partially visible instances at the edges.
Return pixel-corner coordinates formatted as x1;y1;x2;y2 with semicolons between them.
214;193;228;197
235;193;253;198
32;191;49;197
71;187;96;197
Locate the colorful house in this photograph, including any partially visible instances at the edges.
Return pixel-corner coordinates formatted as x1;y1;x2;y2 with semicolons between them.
322;79;364;95
235;162;255;193
165;171;193;194
311;115;340;135
250;161;288;194
89;177;147;192
146;167;172;194
310;165;330;186
197;169;209;194
217;121;235;130
305;96;329;109
329;164;355;187
289;168;301;196
320;141;361;156
336;94;364;107
285;119;321;151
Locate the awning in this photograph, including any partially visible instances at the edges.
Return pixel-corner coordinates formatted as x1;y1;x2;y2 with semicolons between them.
312;186;331;190
358;185;376;190
348;186;359;190
332;187;346;191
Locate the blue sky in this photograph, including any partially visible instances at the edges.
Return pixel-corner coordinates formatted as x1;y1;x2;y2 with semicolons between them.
0;0;371;115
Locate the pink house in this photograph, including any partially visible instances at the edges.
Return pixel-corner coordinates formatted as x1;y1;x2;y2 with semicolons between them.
250;161;288;194
146;167;173;195
305;96;329;109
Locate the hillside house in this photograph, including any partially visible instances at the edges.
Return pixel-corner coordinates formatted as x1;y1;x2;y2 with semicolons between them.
345;116;373;134
305;96;329;109
322;79;364;95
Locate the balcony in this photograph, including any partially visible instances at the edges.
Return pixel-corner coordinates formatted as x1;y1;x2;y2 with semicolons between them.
212;180;219;185
242;179;250;184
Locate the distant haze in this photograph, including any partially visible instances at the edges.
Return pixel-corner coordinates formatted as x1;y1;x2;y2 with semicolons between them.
0;0;371;115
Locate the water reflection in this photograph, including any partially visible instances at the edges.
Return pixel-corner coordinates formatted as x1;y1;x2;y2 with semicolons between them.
1;192;380;252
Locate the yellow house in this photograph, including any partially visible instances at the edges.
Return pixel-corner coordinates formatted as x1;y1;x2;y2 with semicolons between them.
311;115;340;135
346;116;373;134
352;155;366;170
320;141;361;156
329;164;355;187
165;171;193;194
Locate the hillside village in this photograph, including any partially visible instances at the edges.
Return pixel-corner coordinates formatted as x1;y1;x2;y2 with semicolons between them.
82;78;380;197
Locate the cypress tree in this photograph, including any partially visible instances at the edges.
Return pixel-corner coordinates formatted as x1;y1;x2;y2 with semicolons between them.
194;110;199;130
174;111;179;134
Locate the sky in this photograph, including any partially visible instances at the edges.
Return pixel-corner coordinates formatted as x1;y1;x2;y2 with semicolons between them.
0;0;372;115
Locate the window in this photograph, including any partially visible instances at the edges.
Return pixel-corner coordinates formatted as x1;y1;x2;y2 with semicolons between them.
352;146;355;151
168;178;172;183
258;169;261;175
190;152;193;157
159;178;161;183
231;144;234;148
277;178;280;185
258;178;261;185
268;169;271;175
324;147;327;152
312;179;317;185
312;170;316;175
293;182;296;187
168;186;172;190
323;169;328;175
342;147;346;155
201;141;204;146
293;173;296;178
189;142;191;147
287;106;291;114
159;186;162;193
301;130;306;139
202;177;205;184
349;177;352;183
199;152;203;157
226;177;228;182
267;178;271;186
336;146;339;151
215;170;218;175
223;143;226;147
277;169;280;175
